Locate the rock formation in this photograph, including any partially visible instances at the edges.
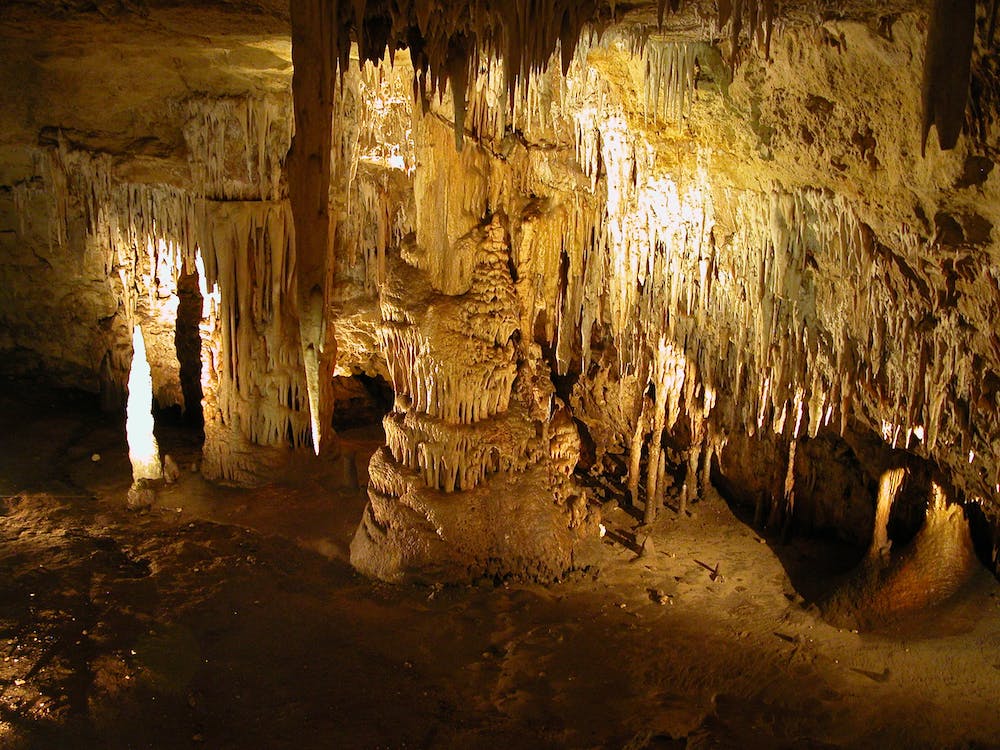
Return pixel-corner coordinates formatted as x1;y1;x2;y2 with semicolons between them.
0;0;998;590
352;217;599;581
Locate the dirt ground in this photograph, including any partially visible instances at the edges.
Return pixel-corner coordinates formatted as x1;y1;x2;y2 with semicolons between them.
0;380;998;749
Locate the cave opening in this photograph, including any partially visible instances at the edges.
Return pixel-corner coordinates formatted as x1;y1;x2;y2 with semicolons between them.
174;264;205;433
331;372;394;433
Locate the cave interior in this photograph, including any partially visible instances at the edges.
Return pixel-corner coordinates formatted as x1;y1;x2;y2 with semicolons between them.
0;0;999;747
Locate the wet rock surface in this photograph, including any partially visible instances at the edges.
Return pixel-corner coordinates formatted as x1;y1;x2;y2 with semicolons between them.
0;382;997;748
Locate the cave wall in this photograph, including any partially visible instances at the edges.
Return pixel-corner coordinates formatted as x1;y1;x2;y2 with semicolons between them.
350;8;1000;574
0;2;998;578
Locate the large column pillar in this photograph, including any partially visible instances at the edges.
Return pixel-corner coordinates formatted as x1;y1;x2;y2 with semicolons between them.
288;0;337;454
351;218;600;582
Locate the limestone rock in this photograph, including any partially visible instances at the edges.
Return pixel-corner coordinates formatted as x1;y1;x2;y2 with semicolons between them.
162;454;181;485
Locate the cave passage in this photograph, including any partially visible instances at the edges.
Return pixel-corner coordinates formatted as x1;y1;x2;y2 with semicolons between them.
331;373;394;432
175;265;205;431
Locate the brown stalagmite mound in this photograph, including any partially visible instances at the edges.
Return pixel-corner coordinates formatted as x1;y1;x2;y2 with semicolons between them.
824;483;981;631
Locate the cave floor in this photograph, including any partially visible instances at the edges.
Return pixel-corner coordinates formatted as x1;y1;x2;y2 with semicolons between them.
0;382;998;749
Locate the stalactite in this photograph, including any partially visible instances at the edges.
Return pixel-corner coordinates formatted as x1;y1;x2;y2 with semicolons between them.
642;40;698;124
717;0;776;64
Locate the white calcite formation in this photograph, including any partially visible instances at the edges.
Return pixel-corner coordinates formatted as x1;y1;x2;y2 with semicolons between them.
348;11;999;580
126;324;162;482
5;97;312;485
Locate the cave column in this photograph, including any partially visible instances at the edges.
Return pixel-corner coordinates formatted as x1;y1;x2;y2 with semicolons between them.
644;380;668;525
351;218;599;581
288;0;337;454
628;393;651;508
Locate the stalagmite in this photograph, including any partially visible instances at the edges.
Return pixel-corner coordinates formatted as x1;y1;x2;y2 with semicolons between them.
352;216;599;582
680;436;704;516
628;394;651;507
126;325;162;482
644;340;672;525
871;467;908;560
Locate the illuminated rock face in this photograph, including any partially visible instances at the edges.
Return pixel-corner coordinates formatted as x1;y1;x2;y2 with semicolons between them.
126;325;162;482
0;3;998;581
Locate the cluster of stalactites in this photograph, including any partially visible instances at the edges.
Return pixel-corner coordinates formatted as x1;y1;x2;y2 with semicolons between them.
321;0;780;123
353;53;418;173
564;166;999;507
17;134;314;479
315;58;415;293
379;323;519;424
462;28;600;146
181;94;293;202
392;5;990;512
323;0;786;160
308;0;605;149
571;111;716;372
642;39;699;123
534;49;998;510
382;406;539;493
566;100;803;452
444;25;706;151
349;172;412;290
716;0;776;62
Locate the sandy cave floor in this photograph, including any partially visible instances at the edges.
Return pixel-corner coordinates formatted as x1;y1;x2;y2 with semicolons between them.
0;381;998;749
